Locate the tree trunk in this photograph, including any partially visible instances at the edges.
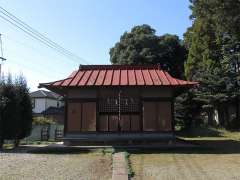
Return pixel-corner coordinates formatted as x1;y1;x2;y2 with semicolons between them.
236;96;240;128
0;138;3;150
208;109;214;126
14;139;20;148
225;106;230;128
218;106;225;127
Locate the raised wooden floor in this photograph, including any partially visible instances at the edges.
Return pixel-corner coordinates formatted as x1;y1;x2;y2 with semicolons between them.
63;132;175;146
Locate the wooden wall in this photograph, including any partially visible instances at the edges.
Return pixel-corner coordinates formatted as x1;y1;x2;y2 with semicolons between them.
143;101;172;131
67;102;96;132
98;115;141;132
66;87;173;133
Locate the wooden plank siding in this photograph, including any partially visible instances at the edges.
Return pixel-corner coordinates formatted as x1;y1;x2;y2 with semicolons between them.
67;102;82;131
81;102;96;131
67;101;172;133
120;115;131;131
143;101;172;131
67;102;96;132
66;88;172;133
98;115;108;131
109;115;119;131
157;102;172;131
130;115;141;131
143;102;158;131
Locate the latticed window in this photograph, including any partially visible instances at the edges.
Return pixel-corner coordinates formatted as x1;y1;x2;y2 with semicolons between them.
99;97;140;113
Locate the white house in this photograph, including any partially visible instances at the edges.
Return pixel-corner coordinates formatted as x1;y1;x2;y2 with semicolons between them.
30;90;64;114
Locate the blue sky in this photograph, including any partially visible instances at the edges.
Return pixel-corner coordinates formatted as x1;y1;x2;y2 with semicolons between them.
0;0;192;91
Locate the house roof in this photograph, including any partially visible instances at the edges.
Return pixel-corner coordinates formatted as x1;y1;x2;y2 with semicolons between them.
39;65;198;88
30;90;61;99
41;106;64;115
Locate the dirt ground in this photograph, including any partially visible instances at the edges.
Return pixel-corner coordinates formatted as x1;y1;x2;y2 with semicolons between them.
130;153;240;180
0;152;112;180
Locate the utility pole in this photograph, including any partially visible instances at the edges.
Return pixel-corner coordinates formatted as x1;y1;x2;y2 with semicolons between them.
0;33;6;81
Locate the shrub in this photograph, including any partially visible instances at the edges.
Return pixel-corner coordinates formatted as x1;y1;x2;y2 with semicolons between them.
32;117;56;125
0;74;33;148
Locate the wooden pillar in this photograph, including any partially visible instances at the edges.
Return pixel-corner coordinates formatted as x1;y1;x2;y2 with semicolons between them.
171;98;175;133
64;98;68;136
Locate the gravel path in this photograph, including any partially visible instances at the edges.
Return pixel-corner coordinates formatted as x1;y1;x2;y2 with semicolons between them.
130;153;240;180
0;152;112;180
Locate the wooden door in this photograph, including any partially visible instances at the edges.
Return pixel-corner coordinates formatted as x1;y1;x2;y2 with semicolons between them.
143;101;172;131
157;102;172;131
143;102;157;131
109;115;118;131
67;102;82;132
131;115;141;131
98;115;108;131
81;102;96;131
119;115;130;131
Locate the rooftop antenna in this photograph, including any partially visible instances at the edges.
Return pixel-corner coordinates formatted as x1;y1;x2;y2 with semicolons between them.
0;33;6;81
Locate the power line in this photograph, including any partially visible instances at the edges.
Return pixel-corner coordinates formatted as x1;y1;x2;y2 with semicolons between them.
1;36;70;80
4;34;76;67
0;8;88;64
0;13;86;64
6;57;61;80
0;14;73;61
0;6;83;61
0;6;90;64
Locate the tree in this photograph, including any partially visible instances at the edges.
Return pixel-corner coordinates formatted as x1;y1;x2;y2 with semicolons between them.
0;80;5;149
175;90;200;130
184;19;221;80
14;75;33;146
0;74;33;148
183;0;240;128
110;24;187;78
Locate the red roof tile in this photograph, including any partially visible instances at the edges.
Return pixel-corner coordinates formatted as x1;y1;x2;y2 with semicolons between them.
135;70;145;85
39;65;198;88
95;70;106;85
104;70;113;85
128;70;136;85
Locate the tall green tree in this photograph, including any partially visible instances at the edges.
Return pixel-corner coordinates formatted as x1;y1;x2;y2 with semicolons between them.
184;0;240;128
0;80;5;149
0;74;32;148
110;24;187;78
185;0;240;79
14;76;33;146
184;17;221;79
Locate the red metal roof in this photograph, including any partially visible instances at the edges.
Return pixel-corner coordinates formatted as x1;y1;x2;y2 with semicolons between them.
39;65;198;88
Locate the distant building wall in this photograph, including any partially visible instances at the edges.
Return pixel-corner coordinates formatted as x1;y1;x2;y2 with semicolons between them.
33;98;63;114
46;98;59;109
33;98;46;113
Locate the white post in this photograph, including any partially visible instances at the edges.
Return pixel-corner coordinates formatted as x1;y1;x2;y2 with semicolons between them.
0;63;1;81
0;33;2;81
0;34;6;81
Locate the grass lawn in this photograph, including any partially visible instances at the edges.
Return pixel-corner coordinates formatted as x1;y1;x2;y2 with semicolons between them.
130;128;240;180
0;152;112;180
130;153;240;180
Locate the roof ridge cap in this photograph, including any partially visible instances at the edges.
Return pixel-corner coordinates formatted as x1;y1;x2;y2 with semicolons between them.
78;64;160;70
40;90;47;97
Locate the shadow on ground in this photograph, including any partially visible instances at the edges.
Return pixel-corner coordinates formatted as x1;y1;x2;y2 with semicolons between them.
0;145;92;154
123;139;240;154
2;137;240;155
176;127;223;137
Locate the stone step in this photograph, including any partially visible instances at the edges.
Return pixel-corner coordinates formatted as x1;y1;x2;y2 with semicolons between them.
112;152;129;180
